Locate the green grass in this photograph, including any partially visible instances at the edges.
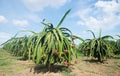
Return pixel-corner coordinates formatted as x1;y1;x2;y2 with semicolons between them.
0;49;14;72
62;72;77;76
0;49;28;73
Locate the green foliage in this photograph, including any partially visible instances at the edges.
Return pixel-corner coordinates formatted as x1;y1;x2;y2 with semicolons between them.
2;30;36;59
113;35;120;54
2;9;77;68
29;9;77;67
2;36;29;58
107;35;120;55
79;30;114;62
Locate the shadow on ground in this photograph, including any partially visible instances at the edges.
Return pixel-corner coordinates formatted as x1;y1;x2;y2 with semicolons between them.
30;64;72;74
83;59;100;63
17;57;28;61
83;59;108;64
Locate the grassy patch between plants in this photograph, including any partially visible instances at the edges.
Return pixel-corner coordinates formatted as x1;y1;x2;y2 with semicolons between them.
0;49;30;73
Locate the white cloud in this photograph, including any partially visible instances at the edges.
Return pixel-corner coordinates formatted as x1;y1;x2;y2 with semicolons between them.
22;0;70;12
95;0;120;14
0;15;8;23
75;0;120;31
0;32;12;45
13;19;29;27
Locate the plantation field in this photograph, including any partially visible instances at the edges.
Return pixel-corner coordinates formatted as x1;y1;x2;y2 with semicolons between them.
0;49;120;76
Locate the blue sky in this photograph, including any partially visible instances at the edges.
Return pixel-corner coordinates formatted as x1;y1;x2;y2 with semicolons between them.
0;0;120;45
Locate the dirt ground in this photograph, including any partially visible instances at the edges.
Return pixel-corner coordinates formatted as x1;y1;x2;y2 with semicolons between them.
0;58;120;76
0;49;120;76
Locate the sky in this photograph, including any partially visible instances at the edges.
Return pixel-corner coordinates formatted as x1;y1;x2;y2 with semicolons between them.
0;0;120;45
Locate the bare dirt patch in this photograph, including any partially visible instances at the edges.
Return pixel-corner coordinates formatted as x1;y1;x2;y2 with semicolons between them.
71;66;88;76
0;72;4;76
